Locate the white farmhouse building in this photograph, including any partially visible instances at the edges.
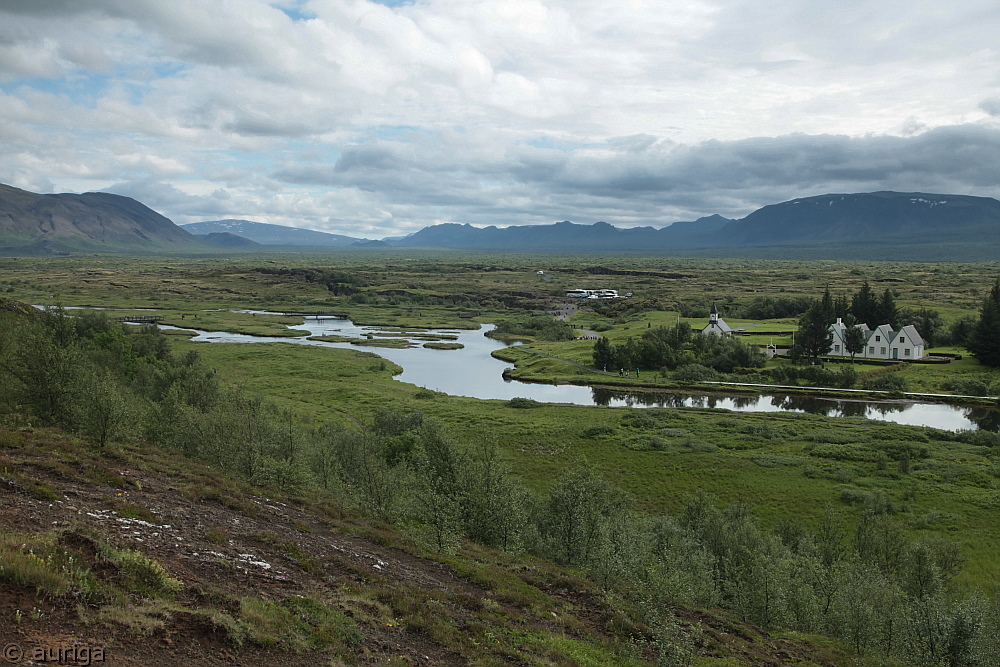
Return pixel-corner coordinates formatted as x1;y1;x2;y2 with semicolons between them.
828;318;925;360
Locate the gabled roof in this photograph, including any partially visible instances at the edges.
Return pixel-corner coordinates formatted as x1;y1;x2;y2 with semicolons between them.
894;325;924;346
865;323;894;343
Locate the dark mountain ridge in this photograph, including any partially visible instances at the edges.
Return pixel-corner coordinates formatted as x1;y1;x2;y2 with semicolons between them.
715;191;1000;247
181;219;363;246
0;183;205;253
387;191;1000;256
3;182;1000;258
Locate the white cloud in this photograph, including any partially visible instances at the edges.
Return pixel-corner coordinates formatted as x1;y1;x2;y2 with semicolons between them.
0;0;997;238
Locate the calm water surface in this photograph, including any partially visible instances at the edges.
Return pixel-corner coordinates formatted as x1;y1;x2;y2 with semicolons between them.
168;315;1000;432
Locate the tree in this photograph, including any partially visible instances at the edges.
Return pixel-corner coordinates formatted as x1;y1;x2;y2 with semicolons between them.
821;285;836;324
796;299;834;362
834;292;851;321
968;277;1000;367
851;281;879;328
898;307;943;347
592;336;615;370
844;325;867;363
876;288;900;330
539;466;630;567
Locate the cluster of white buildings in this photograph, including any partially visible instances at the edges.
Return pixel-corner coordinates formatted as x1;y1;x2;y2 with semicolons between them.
828;318;925;360
701;306;926;361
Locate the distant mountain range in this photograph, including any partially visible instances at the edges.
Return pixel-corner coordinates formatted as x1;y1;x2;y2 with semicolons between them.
384;215;733;251
181;219;363;246
2;184;1000;260
384;192;1000;253
0;183;205;254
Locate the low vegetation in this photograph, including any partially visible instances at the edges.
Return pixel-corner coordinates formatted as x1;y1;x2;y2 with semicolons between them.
3;254;1000;664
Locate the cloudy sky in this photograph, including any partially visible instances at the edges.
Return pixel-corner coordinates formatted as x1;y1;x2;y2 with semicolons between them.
1;0;998;238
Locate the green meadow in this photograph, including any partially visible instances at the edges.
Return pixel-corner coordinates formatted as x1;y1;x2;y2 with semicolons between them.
5;252;1000;589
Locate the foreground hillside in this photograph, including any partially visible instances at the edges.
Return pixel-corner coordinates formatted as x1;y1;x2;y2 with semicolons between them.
0;425;848;666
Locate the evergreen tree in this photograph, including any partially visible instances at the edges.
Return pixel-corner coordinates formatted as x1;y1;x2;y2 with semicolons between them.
877;289;900;330
821;285;835;324
834;293;851;321
968;277;1000;367
851;281;878;328
796;299;835;362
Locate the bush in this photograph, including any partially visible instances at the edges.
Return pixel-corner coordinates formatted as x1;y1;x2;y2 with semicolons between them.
862;373;909;392
507;397;542;409
806;429;871;444
810;444;880;462
674;364;719;382
954;429;1000;448
946;377;994;396
583;425;617;437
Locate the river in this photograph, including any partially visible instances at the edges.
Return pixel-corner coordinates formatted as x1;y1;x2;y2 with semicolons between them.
163;314;999;432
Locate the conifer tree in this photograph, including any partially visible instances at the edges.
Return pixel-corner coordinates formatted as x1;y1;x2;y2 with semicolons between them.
877;288;900;330
796;299;834;362
851;281;878;328
968;277;1000;367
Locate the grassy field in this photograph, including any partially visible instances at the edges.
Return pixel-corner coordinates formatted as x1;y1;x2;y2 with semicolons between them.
7;252;1000;596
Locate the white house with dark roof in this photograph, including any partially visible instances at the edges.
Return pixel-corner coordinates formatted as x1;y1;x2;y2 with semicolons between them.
702;302;733;337
827;318;925;360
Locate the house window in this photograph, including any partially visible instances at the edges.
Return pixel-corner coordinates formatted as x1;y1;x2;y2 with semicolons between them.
900;337;905;344
875;335;881;342
881;347;886;355
834;345;840;352
869;346;875;354
905;349;911;356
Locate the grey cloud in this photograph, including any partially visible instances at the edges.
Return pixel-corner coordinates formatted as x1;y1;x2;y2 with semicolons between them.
269;124;1000;230
102;179;234;219
980;98;1000;117
221;116;315;138
334;147;404;172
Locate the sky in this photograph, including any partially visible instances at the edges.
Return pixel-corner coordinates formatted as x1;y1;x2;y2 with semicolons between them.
1;0;999;239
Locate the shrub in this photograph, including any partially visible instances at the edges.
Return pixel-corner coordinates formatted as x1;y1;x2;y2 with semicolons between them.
954;429;1000;448
946;377;994;396
583;425;617;437
674;364;718;383
99;546;182;599
809;444;880;462
806;429;871;444
862;373;909;392
507;397;542;409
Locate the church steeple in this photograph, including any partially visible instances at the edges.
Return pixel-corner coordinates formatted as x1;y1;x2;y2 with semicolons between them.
710;301;719;324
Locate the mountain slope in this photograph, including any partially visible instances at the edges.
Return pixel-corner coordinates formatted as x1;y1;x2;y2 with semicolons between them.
717;191;1000;247
391;217;735;251
182;219;363;246
199;231;262;248
387;192;1000;257
0;183;205;253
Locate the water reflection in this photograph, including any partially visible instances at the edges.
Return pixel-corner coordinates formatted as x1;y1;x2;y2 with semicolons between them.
591;388;999;431
967;407;1000;432
136;313;999;432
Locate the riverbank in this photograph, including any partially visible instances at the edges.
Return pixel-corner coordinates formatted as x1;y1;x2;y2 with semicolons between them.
493;345;1000;409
